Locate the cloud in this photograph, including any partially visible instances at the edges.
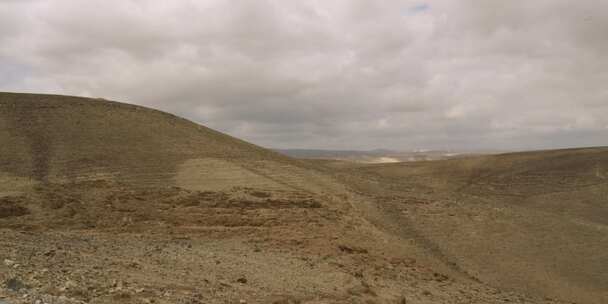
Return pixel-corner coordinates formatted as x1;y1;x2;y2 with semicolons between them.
0;0;606;150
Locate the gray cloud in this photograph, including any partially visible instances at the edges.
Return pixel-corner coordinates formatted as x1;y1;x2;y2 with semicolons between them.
0;0;606;150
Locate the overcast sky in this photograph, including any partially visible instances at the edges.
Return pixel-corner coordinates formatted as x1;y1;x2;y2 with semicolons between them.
1;1;607;151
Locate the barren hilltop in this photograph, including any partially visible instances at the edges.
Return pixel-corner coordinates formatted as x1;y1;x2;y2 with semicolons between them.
1;93;606;304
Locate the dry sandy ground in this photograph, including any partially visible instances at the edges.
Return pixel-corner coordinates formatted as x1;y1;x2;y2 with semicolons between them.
0;181;564;304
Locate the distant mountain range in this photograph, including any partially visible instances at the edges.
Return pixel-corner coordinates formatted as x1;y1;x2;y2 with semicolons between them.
275;148;504;163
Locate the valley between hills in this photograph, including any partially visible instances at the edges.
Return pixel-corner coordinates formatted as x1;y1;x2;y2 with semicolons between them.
1;93;606;304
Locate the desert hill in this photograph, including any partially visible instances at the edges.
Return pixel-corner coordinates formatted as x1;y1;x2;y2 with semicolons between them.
324;147;608;304
0;92;572;304
0;92;345;196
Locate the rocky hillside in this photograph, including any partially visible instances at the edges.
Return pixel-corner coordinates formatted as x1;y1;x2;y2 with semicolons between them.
327;147;608;304
0;93;570;304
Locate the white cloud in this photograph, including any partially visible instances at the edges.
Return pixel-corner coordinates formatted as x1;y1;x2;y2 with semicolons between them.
0;0;606;150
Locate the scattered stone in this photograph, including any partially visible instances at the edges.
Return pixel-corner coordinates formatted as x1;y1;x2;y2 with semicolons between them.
239;300;247;304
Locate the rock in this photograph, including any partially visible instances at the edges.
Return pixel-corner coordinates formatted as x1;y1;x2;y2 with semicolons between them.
432;272;449;282
347;281;375;296
347;285;370;296
64;280;77;290
239;300;247;304
5;278;27;292
236;277;247;284
3;259;15;267
338;245;368;254
218;280;231;287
